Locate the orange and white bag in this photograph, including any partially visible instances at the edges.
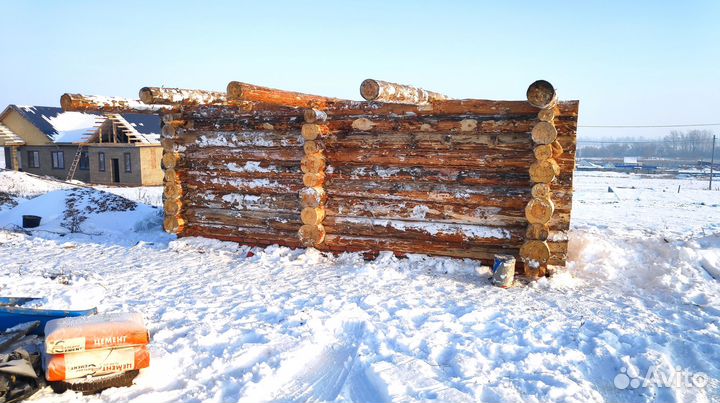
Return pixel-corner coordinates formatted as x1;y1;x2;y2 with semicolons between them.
44;313;150;354
44;345;151;381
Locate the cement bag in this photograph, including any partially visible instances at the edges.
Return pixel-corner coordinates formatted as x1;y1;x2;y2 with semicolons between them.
44;313;150;354
44;345;150;381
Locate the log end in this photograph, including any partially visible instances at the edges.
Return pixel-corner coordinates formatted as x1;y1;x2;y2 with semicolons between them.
138;87;154;104
226;81;244;100
60;93;76;111
526;80;557;108
298;224;326;246
359;79;380;101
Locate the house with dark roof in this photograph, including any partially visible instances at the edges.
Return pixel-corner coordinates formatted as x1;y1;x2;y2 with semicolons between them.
0;105;163;186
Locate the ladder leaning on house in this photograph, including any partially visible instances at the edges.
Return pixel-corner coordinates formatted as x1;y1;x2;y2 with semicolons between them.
66;144;86;181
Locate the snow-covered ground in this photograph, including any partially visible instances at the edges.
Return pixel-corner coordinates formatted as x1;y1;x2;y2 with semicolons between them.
0;170;718;402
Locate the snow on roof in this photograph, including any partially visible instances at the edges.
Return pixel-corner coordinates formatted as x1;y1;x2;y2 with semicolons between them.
122;113;161;143
11;105;102;143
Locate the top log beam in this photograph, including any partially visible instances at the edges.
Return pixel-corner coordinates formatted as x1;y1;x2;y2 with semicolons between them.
139;87;227;106
227;81;349;109
359;79;450;105
60;93;173;114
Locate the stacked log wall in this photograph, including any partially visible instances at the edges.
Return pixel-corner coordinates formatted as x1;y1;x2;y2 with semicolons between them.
163;105;306;248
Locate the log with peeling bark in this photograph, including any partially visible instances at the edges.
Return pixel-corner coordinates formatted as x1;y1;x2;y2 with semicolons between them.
359;79;450;104
60;93;172;113
139;87;226;105
227;81;346;108
526;80;557;109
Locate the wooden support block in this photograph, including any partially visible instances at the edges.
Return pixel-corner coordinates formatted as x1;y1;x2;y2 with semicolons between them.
301;207;326;225
298;224;326;246
525;197;555;224
531;121;558;144
529;159;560;183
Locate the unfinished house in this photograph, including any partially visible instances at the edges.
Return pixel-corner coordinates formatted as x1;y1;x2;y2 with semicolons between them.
0;105;163;185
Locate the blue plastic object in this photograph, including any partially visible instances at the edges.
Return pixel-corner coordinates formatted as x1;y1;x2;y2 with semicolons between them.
0;297;97;336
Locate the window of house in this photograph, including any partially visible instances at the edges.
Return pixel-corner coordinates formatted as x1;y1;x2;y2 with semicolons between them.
79;151;89;170
98;152;106;171
27;151;40;168
124;152;132;172
51;151;65;169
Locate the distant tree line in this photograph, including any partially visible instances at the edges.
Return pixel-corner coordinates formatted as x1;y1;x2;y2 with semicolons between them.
579;130;717;159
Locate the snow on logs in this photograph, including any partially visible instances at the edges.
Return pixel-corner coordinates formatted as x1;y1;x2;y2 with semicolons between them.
60;94;173;113
157;79;578;274
359;79;450;104
139;87;226;106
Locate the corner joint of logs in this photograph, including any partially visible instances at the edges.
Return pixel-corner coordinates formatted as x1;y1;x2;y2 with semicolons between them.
298;108;329;247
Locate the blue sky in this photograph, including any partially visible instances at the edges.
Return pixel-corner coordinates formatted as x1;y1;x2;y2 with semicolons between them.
1;1;718;139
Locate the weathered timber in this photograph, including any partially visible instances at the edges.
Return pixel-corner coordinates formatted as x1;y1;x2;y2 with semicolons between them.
359;79;450;104
299;224;326;246
304;108;327;123
164;198;182;216
183;223;303;248
163;215;185;234
301;207;326;226
303;172;326;187
519;240;551;263
182;175;304;195
300;155;326;173
323;148;533;169
529;159;561;183
531;121;558;144
538;107;558;122
184;208;301;231
299;187;327;208
303;140;326;155
301;124;329;140
533;144;553;161
173;130;304;149
227;81;346;108
139;87;226;105
323;216;523;246
60;93;172;113
319;99;579;119
526;80;557;109
526;224;550;241
183;191;300;212
525;197;555;225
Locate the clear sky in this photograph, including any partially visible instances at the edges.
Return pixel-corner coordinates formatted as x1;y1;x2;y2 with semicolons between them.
1;0;718;139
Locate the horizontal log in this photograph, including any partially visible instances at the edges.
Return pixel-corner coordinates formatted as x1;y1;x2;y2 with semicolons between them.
319;234;520;263
326;165;533;187
323;148;533;169
526;80;557;109
183;175;304;195
323;216;523;246
304;108;328;123
319;99;579;119
314;115;577;136
320;132;534;152
180;147;304;163
139;87;226;106
182;223;303;249
227;81;348;108
60;93;172;113
182;191;300;212
184;207;301;232
359;79;449;104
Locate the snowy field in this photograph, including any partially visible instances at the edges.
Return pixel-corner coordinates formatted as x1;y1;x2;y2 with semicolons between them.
0;170;719;402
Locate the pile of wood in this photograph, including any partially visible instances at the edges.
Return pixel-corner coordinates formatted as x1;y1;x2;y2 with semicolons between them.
60;78;579;275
